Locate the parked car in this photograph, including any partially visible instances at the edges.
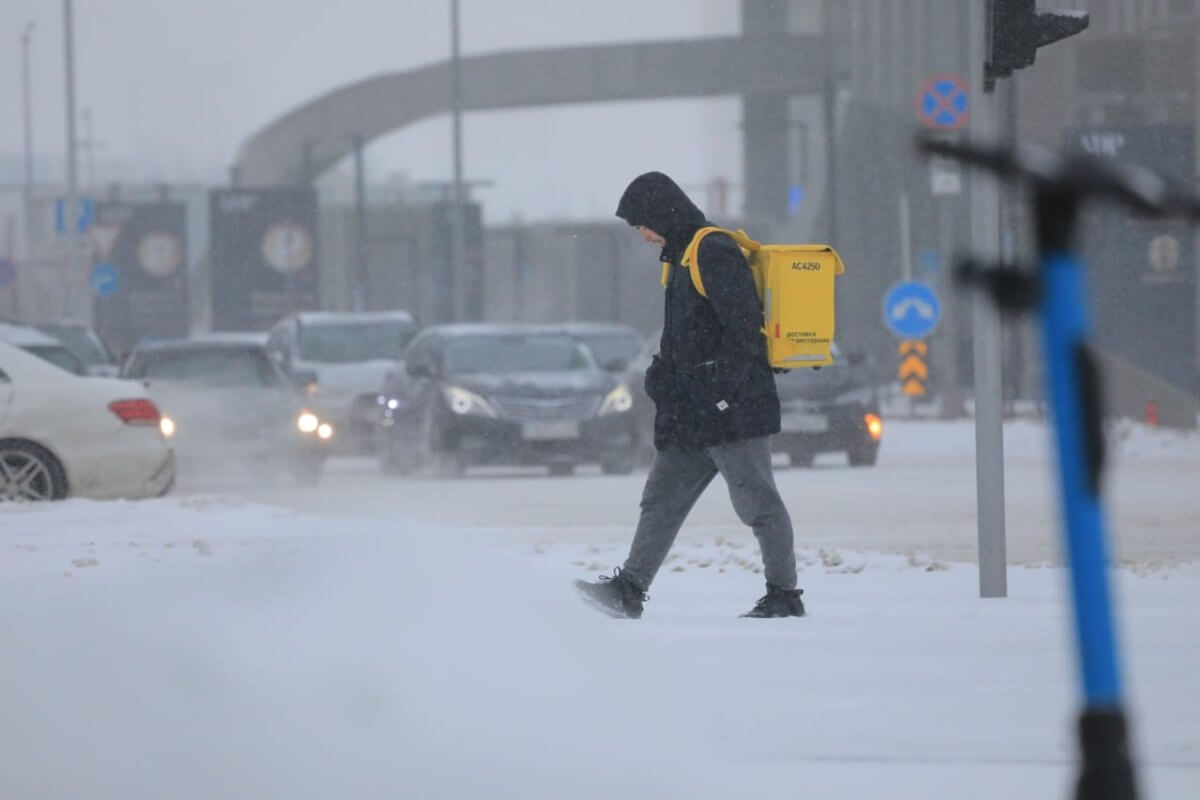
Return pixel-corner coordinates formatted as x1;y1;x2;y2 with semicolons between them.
624;332;882;467
376;323;638;477
555;322;645;373
266;311;420;455
0;339;175;501
120;334;334;484
773;343;883;466
34;320;120;376
0;321;89;376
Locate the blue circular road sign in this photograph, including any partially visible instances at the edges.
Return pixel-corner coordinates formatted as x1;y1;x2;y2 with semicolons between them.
883;281;941;339
90;262;121;297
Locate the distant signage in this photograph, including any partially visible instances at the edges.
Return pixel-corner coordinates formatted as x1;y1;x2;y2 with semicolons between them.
91;200;189;353
883;281;941;339
209;188;319;330
1069;123;1196;394
918;75;969;130
55;196;94;234
90;263;120;297
898;339;929;396
0;258;15;288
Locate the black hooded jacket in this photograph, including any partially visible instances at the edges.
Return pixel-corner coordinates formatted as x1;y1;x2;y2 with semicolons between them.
616;172;780;450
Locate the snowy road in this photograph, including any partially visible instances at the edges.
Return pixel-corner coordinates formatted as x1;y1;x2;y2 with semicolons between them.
1;419;1197;799
223;419;1200;565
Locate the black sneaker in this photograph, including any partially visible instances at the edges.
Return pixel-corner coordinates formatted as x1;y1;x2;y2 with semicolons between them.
741;583;805;618
574;569;647;619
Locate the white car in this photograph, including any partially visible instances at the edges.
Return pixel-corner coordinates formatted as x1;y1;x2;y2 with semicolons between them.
266;310;419;454
0;321;90;376
0;340;175;501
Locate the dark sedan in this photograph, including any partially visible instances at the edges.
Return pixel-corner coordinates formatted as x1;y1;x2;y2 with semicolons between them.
773;343;883;467
624;334;882;467
376;324;638;477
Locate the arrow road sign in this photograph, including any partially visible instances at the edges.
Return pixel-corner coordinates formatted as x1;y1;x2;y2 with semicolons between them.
898;339;929;397
55;196;94;235
883;281;942;339
90;262;120;297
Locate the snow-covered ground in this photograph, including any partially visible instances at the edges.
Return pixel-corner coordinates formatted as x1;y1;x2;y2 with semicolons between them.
1;419;1197;799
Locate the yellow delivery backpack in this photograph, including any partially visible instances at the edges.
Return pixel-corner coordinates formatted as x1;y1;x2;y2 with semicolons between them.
666;227;845;368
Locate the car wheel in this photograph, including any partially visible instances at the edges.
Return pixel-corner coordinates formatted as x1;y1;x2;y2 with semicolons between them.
548;463;575;477
787;447;815;468
0;441;68;502
847;441;879;467
416;409;465;478
380;434;415;477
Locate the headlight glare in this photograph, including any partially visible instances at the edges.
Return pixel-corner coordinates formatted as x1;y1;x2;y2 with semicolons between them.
159;415;177;438
864;413;883;442
600;384;634;416
317;422;334;440
297;411;320;433
443;387;498;418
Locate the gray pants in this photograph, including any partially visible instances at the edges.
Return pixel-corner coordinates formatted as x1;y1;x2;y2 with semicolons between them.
622;436;797;591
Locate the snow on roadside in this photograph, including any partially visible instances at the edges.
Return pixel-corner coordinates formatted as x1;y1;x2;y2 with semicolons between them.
1;495;1198;799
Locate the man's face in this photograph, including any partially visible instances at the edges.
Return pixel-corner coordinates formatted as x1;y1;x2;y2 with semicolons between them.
635;225;666;246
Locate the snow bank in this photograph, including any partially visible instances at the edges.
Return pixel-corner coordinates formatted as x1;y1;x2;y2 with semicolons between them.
1;495;1198;799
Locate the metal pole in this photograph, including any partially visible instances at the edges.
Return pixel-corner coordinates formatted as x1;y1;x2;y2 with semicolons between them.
21;23;35;258
353;133;368;311
969;1;1008;598
449;0;466;321
63;0;81;318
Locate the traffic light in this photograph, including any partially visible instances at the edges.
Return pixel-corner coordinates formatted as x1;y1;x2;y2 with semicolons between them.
985;0;1090;90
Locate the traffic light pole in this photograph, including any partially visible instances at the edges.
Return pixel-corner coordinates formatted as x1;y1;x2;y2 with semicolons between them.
970;2;1008;598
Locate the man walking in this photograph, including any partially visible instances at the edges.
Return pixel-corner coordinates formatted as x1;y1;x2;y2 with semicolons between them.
575;172;804;619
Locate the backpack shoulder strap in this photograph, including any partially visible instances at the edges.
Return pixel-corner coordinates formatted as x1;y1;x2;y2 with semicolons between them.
677;227;762;297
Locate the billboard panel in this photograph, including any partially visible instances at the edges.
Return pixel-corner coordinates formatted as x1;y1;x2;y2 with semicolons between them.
91;200;189;354
209;188;319;330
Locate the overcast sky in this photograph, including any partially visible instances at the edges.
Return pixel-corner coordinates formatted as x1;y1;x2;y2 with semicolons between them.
1;0;743;222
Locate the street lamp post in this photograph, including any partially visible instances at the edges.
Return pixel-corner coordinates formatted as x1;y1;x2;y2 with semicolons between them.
63;0;82;317
449;0;466;321
21;22;35;257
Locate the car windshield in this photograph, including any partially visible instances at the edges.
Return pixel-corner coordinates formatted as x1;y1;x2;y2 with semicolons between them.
297;321;417;363
38;325;111;366
21;344;87;376
131;348;283;387
576;333;643;369
443;334;593;374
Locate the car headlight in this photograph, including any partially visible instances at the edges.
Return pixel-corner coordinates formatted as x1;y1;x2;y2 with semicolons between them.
599;384;634;416
297;411;320;433
864;412;883;442
443;386;499;418
317;422;334;440
159;415;177;438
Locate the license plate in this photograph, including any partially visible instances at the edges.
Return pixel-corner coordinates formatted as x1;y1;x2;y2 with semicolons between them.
522;421;581;440
781;412;828;433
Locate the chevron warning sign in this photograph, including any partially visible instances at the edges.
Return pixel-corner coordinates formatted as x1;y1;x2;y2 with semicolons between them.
899;340;929;396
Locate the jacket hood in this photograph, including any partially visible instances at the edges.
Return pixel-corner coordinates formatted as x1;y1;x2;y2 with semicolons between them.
615;172;708;256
